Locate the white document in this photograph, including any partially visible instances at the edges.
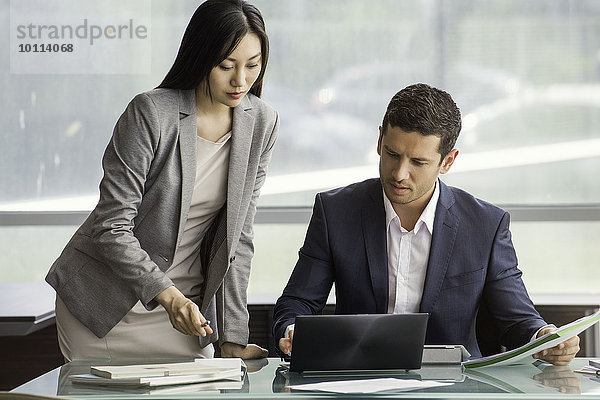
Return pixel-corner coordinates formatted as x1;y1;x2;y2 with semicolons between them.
463;310;600;369
288;378;452;394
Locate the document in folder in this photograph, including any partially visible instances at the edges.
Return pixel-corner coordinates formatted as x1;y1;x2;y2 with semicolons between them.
463;310;600;369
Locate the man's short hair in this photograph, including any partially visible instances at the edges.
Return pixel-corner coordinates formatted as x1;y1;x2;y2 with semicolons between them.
381;83;462;161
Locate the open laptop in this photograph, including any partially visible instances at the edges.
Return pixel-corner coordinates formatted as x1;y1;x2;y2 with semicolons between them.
289;313;429;373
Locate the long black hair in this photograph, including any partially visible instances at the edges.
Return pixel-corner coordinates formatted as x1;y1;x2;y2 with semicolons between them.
158;0;269;97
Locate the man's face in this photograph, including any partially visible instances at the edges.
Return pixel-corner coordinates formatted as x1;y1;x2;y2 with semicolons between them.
378;124;457;215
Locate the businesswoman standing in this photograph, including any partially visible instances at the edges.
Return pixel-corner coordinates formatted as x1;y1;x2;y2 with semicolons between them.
46;0;278;361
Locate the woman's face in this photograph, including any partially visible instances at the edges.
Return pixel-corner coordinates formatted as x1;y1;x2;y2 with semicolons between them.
207;33;262;108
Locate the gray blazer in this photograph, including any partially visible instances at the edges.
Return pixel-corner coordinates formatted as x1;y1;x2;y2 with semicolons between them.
46;88;279;347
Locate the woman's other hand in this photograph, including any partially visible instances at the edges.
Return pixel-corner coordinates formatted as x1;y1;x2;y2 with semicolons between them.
155;286;213;337
221;342;268;359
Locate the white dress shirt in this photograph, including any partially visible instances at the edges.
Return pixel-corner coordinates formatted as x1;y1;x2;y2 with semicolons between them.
285;183;440;340
384;182;439;314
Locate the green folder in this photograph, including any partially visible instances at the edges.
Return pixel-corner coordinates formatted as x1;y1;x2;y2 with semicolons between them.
463;310;600;369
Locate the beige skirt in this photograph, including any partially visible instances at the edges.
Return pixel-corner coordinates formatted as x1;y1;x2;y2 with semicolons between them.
56;296;214;361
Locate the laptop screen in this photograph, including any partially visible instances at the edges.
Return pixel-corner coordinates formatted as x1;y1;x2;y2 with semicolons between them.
290;313;429;373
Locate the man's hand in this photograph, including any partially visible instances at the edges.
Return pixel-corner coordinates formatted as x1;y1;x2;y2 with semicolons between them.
532;327;580;366
221;342;268;359
155;286;213;337
278;329;294;356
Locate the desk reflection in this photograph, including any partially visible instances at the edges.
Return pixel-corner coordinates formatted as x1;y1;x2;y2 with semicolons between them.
533;365;581;394
272;364;504;395
464;361;587;395
14;357;600;398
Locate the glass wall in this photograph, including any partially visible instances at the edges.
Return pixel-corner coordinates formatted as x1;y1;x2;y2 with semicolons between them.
248;220;600;300
255;0;600;206
1;0;599;297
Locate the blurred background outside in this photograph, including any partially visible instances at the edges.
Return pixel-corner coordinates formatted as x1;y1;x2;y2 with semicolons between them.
1;0;599;299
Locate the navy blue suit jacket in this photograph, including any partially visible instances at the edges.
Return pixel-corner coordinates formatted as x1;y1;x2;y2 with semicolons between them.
273;178;546;357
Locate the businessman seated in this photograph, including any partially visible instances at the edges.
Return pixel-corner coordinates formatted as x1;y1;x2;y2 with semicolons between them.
272;83;579;366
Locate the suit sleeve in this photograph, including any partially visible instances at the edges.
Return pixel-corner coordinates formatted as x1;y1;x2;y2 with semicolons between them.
91;93;173;307
218;112;279;346
272;192;337;345
483;212;547;349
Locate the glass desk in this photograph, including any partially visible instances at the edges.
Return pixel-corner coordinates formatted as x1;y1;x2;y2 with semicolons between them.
11;357;600;399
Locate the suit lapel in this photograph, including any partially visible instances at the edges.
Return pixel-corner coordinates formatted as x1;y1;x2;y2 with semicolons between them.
420;180;459;314
226;95;254;256
361;180;389;313
176;89;198;247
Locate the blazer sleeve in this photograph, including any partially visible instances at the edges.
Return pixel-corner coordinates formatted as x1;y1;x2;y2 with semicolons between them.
482;211;547;349
90;93;173;307
218;111;280;346
272;192;337;344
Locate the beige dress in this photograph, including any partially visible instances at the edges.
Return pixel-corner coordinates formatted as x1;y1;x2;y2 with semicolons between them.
56;133;232;361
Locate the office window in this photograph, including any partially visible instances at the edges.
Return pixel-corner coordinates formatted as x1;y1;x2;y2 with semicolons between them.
249;220;600;299
1;1;599;298
510;221;600;294
255;0;600;206
2;1;599;209
0;226;77;281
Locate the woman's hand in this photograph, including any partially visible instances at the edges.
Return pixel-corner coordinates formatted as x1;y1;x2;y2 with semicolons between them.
221;342;268;359
155;286;213;337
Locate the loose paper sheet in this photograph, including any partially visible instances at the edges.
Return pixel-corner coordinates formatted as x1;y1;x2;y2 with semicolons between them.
288;378;452;393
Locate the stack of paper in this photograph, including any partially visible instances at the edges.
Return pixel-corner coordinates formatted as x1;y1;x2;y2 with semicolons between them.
70;358;244;388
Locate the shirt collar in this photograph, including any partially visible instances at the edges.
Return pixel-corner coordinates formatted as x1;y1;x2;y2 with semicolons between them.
383;180;440;234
